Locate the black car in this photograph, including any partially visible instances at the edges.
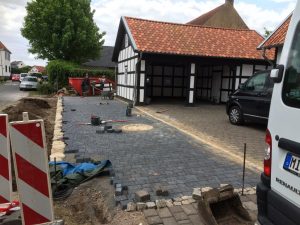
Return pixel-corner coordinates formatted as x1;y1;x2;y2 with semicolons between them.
226;70;273;125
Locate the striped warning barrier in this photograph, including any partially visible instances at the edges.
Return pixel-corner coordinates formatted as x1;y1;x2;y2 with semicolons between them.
0;114;12;204
9;113;54;225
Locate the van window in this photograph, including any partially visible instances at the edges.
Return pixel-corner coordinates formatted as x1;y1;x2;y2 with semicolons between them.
282;22;300;108
245;72;268;91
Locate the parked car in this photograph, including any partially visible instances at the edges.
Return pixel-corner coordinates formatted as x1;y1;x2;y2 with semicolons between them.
11;74;20;82
19;76;38;91
257;2;300;224
19;73;28;82
226;70;273;125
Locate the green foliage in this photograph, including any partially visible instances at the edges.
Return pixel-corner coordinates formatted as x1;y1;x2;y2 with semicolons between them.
37;82;54;95
11;66;32;74
21;0;105;63
47;60;114;89
263;27;273;38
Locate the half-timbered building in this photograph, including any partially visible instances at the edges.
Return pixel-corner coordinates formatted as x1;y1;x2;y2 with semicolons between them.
112;1;273;105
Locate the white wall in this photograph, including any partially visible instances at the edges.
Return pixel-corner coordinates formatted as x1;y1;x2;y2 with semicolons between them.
117;45;138;101
0;50;11;77
276;46;283;64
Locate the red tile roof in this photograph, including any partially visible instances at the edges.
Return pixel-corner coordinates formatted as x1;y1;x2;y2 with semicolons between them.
32;66;46;73
125;17;272;60
0;41;11;54
260;15;291;49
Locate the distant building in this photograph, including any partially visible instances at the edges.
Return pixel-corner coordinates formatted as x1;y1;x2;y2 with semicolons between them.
0;41;11;78
187;0;249;30
30;66;46;73
82;46;116;70
11;61;26;69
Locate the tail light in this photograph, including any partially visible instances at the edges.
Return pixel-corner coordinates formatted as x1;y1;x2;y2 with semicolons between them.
264;129;272;177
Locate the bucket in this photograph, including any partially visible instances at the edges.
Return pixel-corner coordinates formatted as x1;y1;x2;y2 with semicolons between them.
91;116;101;126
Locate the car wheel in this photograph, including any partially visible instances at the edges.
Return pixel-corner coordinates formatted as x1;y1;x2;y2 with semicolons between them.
229;106;243;125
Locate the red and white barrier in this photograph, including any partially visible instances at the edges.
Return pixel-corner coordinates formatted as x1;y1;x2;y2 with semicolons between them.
0;114;12;204
9;113;54;225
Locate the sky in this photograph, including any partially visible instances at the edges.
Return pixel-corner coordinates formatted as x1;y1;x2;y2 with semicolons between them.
0;0;297;66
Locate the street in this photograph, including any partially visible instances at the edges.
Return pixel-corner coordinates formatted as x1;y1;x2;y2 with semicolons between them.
0;81;28;110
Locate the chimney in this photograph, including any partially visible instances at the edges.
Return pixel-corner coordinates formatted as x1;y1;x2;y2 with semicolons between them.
226;0;234;5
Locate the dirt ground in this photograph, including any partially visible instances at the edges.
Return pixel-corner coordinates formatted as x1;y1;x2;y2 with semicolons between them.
3;97;57;154
54;177;147;225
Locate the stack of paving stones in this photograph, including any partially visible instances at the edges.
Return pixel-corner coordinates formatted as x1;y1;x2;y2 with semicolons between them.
62;97;259;203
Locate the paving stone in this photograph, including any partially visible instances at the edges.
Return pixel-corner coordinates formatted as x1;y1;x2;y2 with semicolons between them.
158;207;172;218
144;209;158;217
169;206;184;215
178;219;192;224
146;202;156;209
173;212;188;221
156;199;167;208
147;216;162;225
243;201;257;211
126;202;136;212
135;190;150;202
162;217;178;225
192;188;202;200
181;205;198;215
188;214;204;225
136;202;147;211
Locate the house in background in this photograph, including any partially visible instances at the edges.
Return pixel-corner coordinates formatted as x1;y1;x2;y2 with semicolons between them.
0;41;11;78
112;0;273;105
258;13;292;64
29;65;46;74
82;46;116;70
187;0;248;30
11;61;26;69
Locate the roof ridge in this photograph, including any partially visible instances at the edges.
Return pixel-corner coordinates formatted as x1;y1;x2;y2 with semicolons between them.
124;16;256;32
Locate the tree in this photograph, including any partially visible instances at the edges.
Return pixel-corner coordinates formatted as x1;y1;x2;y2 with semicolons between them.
263;27;272;38
11;66;32;74
21;0;105;63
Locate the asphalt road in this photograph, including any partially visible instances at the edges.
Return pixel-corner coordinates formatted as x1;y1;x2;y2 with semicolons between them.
0;80;28;110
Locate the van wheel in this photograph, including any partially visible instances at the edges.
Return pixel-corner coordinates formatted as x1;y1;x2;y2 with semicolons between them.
229;106;243;125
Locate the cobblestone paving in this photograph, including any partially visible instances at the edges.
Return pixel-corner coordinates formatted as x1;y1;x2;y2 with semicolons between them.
139;101;266;170
62;97;259;201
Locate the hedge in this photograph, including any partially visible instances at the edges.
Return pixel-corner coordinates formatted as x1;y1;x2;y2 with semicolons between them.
47;60;115;89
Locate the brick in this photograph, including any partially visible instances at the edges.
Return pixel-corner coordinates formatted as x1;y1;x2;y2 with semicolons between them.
135;190;150;202
169;206;184;215
188;214;204;225
174;212;188;221
144;209;158;218
162;217;178;225
136;202;147;211
158;207;172;218
146;202;156;209
192;188;201;200
156;199;167;208
181;205;198;215
147;216;162;225
126;202;136;212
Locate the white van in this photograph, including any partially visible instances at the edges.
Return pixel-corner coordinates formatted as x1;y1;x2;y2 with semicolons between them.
257;1;300;224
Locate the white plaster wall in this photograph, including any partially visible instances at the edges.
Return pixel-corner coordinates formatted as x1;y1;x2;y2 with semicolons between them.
0;51;10;77
242;64;254;76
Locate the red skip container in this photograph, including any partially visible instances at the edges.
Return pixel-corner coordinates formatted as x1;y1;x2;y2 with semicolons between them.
68;77;115;96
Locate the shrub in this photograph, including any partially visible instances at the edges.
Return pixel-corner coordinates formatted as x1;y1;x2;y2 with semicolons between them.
47;60;115;89
37;82;54;95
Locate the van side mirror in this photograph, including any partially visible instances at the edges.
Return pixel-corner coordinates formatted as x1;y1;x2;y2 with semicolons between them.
271;64;284;83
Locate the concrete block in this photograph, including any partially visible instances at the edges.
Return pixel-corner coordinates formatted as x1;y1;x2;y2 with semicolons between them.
155;199;167;208
126;202;136;212
146;202;156;209
136;202;147;211
192;188;202;200
115;187;122;196
135;190;150;202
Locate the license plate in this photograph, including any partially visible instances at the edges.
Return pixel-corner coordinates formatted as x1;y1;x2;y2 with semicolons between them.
26;85;32;88
283;153;300;176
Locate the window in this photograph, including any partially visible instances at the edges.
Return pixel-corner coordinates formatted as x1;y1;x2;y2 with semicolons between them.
282;22;300;108
125;34;129;48
245;72;269;91
5;66;7;72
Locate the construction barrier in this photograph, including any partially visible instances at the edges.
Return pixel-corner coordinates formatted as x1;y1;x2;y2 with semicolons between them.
0;114;12;204
9;113;54;225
